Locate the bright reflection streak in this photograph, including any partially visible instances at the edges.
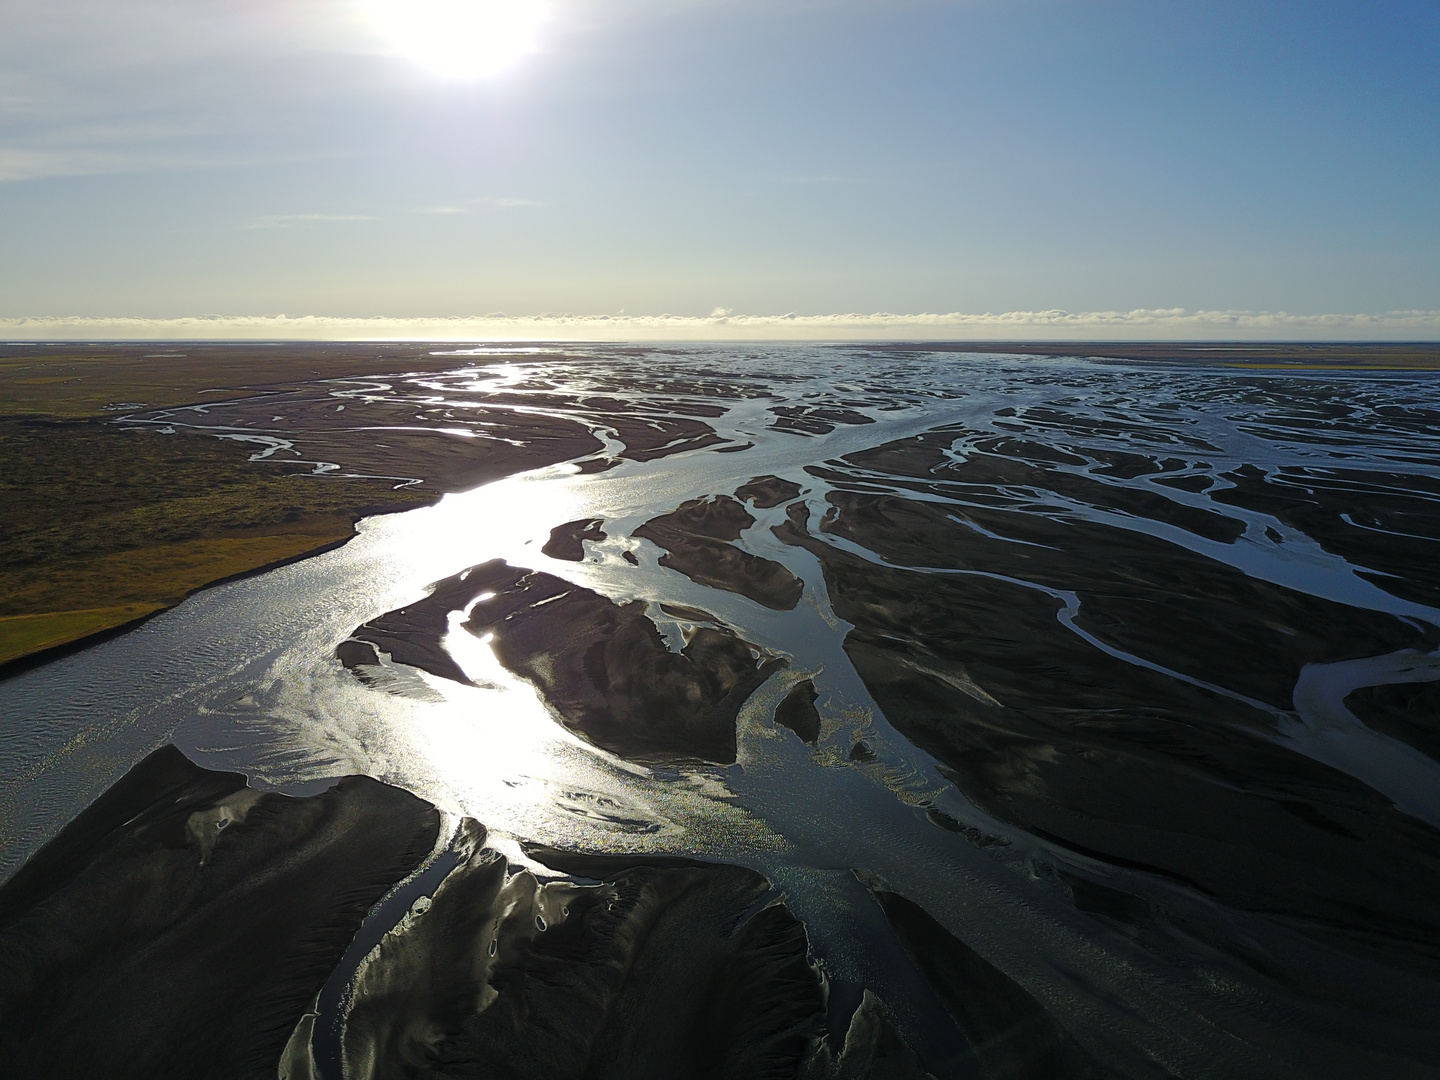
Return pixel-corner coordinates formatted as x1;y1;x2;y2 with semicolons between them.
294;460;764;854
362;0;547;79
394;611;676;843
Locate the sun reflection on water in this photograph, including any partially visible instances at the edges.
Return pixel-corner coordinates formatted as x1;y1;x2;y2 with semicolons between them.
301;461;782;862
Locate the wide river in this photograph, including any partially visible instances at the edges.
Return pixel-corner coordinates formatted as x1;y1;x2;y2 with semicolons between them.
3;345;1439;1079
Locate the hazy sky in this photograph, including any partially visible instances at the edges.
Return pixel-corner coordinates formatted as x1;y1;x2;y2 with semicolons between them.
1;0;1436;331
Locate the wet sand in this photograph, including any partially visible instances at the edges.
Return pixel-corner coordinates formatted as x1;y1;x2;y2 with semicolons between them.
0;745;438;1080
635;495;804;610
862;341;1440;369
0;748;945;1080
301;351;1440;1071
466;565;786;763
542;517;607;561
113;349;746;491
342;559;786;763
858;872;1104;1080
775;679;822;744
337;564;505;687
1346;681;1440;763
774;435;1440;978
339;835;935;1080
0;343;613;670
777;489;1440;973
736;474;805;508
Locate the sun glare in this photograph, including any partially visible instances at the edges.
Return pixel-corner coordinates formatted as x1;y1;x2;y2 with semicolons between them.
363;0;548;79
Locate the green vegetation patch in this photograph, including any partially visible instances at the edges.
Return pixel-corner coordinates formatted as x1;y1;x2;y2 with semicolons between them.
0;606;164;667
0;419;434;665
0;420;427;578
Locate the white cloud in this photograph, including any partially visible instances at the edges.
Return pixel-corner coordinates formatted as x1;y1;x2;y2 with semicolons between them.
0;117;216;180
0;139;198;181
3;309;1438;342
0;146;105;181
244;213;378;229
410;197;540;215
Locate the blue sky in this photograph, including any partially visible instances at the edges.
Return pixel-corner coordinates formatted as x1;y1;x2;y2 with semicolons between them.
0;0;1436;335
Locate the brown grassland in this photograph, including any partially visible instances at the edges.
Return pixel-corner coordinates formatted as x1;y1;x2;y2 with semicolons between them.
0;344;477;668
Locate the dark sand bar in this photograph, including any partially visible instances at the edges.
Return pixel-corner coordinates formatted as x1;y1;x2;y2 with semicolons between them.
339;840;936;1079
635;495;805;611
0;746;439;1080
342;559;787;763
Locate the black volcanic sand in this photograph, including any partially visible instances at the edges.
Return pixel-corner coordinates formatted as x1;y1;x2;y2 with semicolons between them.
635;495;805;610
776;679;823;744
659;601;718;622
776;434;1440;979
342;836;935;1080
128;376;614;495
770;403;878;436
736;474;805;508
857;872;1105;1080
816;426;1438;713
1212;463;1440;609
542;517;606;561
293;419;604;491
0;744;438;1080
337;565;503;687
464;561;786;763
1345;680;1440;765
860;340;1440;369
121;354;749;493
342;560;785;763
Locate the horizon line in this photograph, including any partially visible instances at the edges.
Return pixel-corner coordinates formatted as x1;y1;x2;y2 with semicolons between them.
3;308;1440;343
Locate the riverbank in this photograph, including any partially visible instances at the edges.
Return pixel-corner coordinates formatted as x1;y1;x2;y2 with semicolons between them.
0;416;434;669
0;342;612;670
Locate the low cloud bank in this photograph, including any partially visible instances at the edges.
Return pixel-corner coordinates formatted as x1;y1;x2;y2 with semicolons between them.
3;309;1438;342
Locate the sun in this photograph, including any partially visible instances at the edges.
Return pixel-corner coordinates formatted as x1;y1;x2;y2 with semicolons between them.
363;0;548;79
